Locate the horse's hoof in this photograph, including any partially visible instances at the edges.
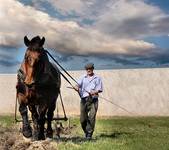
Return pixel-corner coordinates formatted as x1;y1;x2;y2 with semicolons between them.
46;129;53;139
33;134;38;141
33;132;45;141
22;125;32;138
39;134;45;140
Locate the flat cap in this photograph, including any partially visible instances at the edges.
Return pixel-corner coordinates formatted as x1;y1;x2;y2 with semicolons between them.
84;63;94;69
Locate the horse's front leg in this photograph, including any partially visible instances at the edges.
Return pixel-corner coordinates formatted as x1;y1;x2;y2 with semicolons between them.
28;104;39;140
18;94;32;138
46;100;56;138
38;105;47;140
29;104;47;140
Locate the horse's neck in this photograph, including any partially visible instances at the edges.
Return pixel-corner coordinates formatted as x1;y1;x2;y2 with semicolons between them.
43;60;51;73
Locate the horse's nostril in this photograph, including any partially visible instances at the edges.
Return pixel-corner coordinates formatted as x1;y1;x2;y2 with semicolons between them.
24;81;35;87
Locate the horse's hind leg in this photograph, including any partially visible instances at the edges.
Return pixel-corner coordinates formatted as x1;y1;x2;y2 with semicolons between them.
46;101;56;138
18;95;32;138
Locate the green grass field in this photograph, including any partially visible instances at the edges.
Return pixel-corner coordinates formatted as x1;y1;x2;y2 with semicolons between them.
0;116;169;150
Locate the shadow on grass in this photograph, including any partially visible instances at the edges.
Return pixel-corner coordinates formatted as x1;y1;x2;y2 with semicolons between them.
58;136;96;143
56;131;133;143
97;131;133;139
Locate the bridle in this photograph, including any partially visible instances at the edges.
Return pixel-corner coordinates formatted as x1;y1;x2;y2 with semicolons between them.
23;48;44;86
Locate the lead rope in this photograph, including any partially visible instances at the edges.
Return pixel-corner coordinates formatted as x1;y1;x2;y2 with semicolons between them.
44;49;81;97
44;50;78;85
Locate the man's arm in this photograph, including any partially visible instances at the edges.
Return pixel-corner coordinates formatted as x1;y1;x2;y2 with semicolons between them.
90;77;103;96
73;75;84;92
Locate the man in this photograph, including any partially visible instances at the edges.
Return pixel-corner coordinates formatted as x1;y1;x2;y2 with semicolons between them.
75;63;103;140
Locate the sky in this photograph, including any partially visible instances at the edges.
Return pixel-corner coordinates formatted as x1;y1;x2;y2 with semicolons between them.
0;0;169;73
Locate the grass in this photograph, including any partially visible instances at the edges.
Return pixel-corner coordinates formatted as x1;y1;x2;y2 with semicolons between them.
0;115;15;127
0;116;169;150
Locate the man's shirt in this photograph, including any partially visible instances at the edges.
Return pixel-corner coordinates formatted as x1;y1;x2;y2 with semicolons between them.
77;73;103;98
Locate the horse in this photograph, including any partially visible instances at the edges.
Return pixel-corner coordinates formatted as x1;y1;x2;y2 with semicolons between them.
16;36;61;140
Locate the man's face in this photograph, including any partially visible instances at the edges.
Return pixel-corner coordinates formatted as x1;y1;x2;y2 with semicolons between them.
86;68;94;76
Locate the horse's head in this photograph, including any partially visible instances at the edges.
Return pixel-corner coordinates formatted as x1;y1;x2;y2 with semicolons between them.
22;36;46;85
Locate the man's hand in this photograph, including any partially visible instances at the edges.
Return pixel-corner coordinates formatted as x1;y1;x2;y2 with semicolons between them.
90;90;98;96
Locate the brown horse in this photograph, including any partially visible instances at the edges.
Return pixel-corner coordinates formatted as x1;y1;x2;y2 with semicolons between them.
16;36;61;140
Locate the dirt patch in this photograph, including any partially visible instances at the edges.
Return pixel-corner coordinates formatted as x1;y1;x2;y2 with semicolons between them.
0;122;77;150
0;125;58;150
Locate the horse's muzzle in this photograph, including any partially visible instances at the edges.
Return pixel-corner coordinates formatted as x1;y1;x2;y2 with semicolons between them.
24;82;36;88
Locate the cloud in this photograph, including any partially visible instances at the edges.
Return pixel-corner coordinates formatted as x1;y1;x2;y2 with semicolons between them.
0;46;20;70
0;60;19;67
53;51;169;70
138;49;169;66
0;0;157;57
1;0;169;73
40;0;169;38
46;0;84;15
94;0;169;38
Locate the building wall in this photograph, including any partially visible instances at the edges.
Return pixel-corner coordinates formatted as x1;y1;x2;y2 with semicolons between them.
0;68;169;116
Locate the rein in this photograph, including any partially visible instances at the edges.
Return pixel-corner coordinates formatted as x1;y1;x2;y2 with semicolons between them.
44;50;80;95
44;50;78;85
44;49;153;128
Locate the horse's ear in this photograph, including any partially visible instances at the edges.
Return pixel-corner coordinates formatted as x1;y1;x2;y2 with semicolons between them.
40;37;45;47
24;36;30;47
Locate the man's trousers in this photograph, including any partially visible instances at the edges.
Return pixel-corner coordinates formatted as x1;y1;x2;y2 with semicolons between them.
80;96;98;136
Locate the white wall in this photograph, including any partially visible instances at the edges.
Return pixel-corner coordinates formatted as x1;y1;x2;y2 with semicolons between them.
1;68;169;116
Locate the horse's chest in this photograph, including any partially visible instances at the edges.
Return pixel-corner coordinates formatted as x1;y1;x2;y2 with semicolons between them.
27;87;53;104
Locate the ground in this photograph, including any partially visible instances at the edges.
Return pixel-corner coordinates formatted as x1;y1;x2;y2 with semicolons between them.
0;116;169;150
